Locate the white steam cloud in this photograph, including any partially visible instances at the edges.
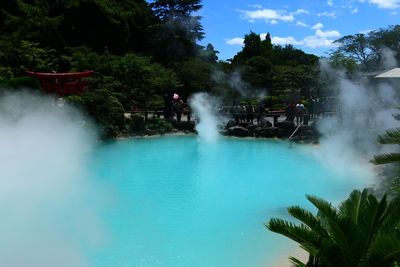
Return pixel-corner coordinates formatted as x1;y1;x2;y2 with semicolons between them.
315;59;399;181
212;69;267;100
0;91;104;267
380;46;398;69
189;93;223;143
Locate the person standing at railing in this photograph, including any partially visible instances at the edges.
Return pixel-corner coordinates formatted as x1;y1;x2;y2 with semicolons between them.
286;102;296;122
296;102;305;125
256;103;265;125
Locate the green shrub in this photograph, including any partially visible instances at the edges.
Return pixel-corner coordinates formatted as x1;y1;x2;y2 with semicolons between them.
4;77;40;90
65;95;85;108
146;117;173;134
130;114;145;133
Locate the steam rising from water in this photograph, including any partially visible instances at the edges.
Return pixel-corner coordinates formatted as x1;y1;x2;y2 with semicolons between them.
212;69;267;100
0;91;103;267
189;93;221;143
315;60;399;181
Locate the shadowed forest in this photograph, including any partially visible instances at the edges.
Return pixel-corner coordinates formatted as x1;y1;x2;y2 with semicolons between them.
0;0;400;139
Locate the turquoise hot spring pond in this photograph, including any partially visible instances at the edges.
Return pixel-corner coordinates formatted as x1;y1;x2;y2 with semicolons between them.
89;135;370;267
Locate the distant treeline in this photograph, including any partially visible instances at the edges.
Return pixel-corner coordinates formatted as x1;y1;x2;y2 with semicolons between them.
0;1;399;137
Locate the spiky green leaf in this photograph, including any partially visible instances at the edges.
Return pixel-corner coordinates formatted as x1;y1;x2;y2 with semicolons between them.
372;153;400;165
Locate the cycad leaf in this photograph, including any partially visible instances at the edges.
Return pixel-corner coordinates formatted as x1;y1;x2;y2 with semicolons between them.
381;196;400;234
372;153;400;165
288;206;327;237
266;218;319;251
339;189;368;224
370;235;400;265
377;128;400;144
325;216;355;267
289;256;307;267
306;195;338;220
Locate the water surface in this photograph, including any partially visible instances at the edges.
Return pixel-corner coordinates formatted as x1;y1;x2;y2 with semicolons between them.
89;136;370;267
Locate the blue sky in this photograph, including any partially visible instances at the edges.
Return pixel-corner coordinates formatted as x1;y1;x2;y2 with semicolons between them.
198;0;400;60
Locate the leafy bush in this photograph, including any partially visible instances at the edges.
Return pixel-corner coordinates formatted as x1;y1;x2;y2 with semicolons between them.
81;89;125;137
65;95;85;108
130;114;145;134
3;77;40;90
146;117;173;134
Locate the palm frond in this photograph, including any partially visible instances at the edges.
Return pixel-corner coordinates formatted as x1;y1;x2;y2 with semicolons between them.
377;129;400;144
289;256;307;267
381;196;400;234
372;153;400;165
338;189;368;224
370;235;400;265
324;216;355;267
266;218;319;251
306;195;338;220
288;206;327;237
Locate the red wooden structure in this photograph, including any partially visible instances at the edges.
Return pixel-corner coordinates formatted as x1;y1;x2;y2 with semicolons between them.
25;70;94;96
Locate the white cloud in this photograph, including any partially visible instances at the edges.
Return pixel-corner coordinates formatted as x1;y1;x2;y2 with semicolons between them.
351;7;359;13
312;22;324;30
367;0;400;9
269;34;339;48
292;8;310;14
358;0;400;9
315;29;341;38
240;8;295;24
227;24;341;50
317;11;337;18
269;26;341;49
390;10;398;14
327;0;334;6
226;37;244;46
296;21;309;27
302;35;338;48
271;36;303;46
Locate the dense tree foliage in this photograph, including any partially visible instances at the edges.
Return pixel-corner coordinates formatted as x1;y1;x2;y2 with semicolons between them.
230;32;319;105
0;0;325;136
149;0;204;64
332;25;400;71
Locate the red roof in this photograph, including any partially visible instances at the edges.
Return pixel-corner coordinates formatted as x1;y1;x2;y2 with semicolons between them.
25;70;94;96
25;70;94;79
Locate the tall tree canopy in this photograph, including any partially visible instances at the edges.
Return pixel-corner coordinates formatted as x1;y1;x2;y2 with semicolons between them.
149;0;204;63
1;0;157;54
332;25;400;71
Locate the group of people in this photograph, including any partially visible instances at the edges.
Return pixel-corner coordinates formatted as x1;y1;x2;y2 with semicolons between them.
229;103;267;125
285;102;306;125
161;90;334;125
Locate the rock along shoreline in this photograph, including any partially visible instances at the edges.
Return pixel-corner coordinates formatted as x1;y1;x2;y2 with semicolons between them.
119;120;320;144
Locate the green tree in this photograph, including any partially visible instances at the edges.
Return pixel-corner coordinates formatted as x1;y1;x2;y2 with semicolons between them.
273;65;318;101
328;50;359;77
334;33;372;68
230;31;274;95
110;53;181;118
80;89;126;138
267;189;400;267
175;57;213;98
149;0;204;63
232;31;262;65
332;25;400;71
199;43;219;63
1;0;157;54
